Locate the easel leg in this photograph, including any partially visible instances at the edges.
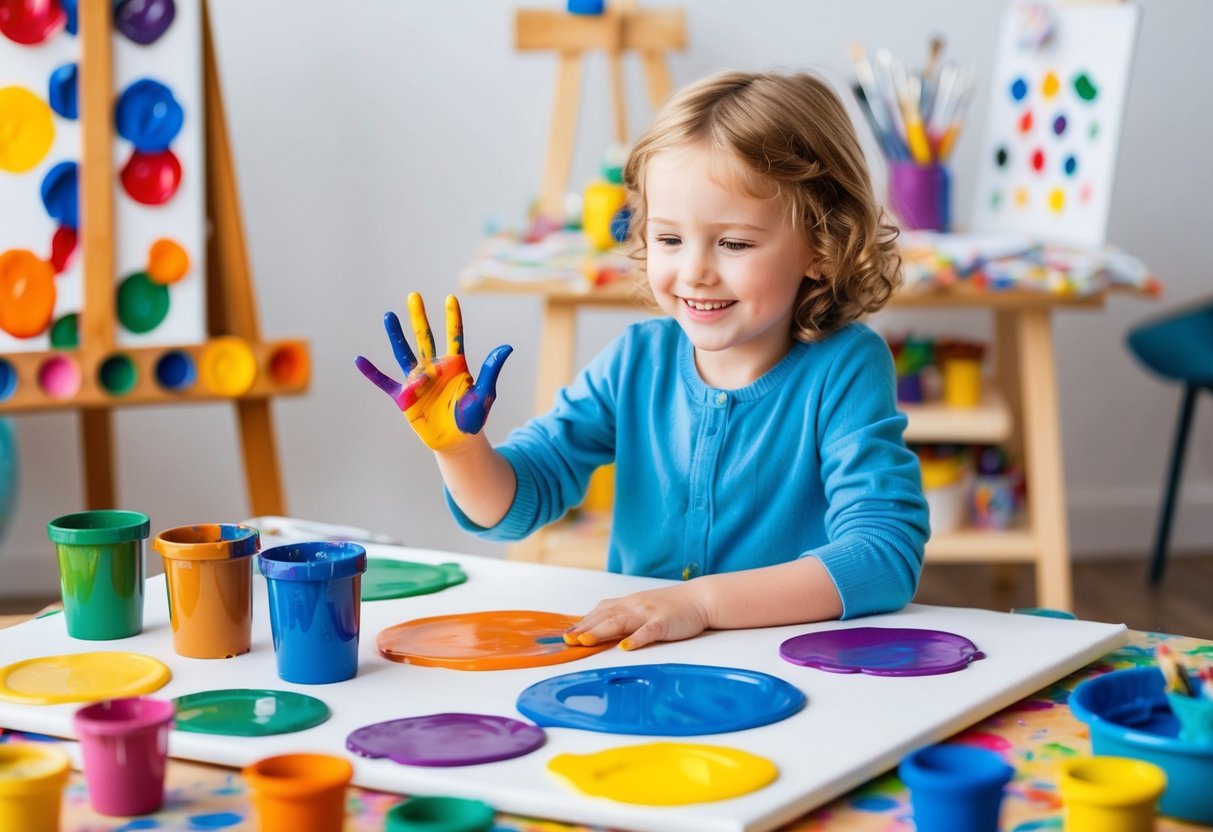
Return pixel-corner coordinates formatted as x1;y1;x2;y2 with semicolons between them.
236;400;285;517
992;309;1024;593
1018;308;1073;611
80;408;116;509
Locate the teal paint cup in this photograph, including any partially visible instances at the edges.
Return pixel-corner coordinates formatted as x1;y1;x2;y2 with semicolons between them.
47;510;150;640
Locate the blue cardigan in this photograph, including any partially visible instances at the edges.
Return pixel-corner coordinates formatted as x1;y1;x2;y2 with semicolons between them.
448;317;929;618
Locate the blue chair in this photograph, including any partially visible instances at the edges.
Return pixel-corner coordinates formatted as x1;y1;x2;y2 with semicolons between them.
1125;301;1213;585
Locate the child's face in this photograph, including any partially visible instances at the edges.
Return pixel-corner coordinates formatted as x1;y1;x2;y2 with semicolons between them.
644;146;812;384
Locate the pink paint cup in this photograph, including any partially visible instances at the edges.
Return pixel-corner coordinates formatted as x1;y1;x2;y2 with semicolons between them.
73;697;175;816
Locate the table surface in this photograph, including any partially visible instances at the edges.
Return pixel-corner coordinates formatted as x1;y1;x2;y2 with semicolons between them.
0;615;1208;832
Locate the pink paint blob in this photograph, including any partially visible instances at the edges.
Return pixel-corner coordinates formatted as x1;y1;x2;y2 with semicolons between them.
953;730;1014;753
38;355;82;398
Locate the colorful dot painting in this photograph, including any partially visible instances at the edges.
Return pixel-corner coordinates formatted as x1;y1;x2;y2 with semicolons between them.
0;0;207;355
973;3;1141;247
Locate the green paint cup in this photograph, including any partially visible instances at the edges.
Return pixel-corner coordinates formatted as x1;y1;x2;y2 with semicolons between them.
47;510;150;640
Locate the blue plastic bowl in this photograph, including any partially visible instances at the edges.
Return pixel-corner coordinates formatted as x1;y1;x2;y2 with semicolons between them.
1070;666;1213;824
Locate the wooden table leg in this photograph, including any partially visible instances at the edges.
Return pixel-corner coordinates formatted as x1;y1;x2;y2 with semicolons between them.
532;300;578;415
81;407;115;509
1017;308;1073;611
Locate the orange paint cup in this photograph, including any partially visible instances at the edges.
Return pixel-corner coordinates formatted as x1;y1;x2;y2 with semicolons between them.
152;524;260;659
243;753;352;832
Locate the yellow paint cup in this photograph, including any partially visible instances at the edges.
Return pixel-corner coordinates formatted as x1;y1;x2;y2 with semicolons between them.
0;743;70;832
942;358;983;407
582;180;626;252
1057;756;1166;832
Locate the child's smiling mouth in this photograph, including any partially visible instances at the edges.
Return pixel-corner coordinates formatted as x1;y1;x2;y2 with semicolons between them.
682;298;737;312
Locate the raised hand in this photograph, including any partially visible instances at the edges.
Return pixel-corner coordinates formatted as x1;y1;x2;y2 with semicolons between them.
355;293;512;450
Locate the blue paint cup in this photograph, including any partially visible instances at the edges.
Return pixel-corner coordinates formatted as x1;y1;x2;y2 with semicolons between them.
899;744;1014;832
258;541;367;684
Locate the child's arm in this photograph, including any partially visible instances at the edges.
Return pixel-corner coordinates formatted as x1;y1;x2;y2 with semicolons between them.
565;557;843;650
355;293;517;526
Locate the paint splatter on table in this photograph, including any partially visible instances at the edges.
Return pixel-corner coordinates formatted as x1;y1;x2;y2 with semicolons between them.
0;630;1208;831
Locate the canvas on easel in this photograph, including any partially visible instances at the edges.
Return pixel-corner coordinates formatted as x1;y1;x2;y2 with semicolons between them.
970;1;1140;247
0;0;308;516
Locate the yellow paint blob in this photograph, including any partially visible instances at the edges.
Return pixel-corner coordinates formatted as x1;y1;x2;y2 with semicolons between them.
0;87;55;173
1014;187;1030;209
1042;71;1060;99
147;238;190;284
0;652;171;705
200;336;258;396
1048;188;1066;213
548;742;778;806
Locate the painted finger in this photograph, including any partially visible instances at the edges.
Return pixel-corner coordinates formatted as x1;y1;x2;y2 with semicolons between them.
445;295;464;357
384;311;417;377
455;344;513;434
407;292;436;364
619;620;666;651
354;356;403;401
576;612;636;648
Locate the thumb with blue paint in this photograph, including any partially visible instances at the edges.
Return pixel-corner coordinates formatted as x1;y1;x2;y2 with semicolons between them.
456;344;513;434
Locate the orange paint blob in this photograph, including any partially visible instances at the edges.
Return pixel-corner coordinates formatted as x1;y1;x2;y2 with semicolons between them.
0;250;55;338
147;238;190;284
377;610;616;670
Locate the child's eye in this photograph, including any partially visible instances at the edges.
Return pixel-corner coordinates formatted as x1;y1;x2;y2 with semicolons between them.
654;235;681;247
720;239;752;251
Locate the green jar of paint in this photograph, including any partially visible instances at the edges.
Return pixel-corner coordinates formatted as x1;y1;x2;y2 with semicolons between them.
384;796;495;832
47;510;150;640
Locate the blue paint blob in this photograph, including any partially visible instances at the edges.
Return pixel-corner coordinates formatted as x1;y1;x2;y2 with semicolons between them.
116;79;184;152
48;63;78;120
0;360;16;402
849;795;899;812
610;206;632;242
155;350;195;391
1010;77;1029;102
1011;819;1064;831
1052;113;1067;136
40;162;79;229
187;813;243;830
535;636;565;644
62;0;78;35
1063;155;1077;176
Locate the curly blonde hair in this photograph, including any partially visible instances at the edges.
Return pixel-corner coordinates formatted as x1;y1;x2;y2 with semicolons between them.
623;70;901;341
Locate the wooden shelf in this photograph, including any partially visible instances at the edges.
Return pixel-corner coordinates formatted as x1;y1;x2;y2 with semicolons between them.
902;385;1013;444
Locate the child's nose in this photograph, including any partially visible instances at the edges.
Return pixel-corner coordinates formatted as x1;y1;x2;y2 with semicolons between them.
683;248;719;286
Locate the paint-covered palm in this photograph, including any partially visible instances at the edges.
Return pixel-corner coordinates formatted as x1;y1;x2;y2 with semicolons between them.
355;293;512;450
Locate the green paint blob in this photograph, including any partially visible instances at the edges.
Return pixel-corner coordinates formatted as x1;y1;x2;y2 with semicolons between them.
117;272;170;334
49;313;78;349
1089;121;1100;140
362;559;467;601
991;190;1003;210
173;689;331;736
1073;73;1098;102
98;354;138;396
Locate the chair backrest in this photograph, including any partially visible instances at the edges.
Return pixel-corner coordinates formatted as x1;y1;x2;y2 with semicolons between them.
1127;301;1213;383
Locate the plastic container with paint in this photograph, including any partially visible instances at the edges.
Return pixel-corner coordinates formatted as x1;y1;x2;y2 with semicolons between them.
1069;666;1213;824
258;541;367;684
74;697;175;816
47;509;150;640
384;795;495;832
898;744;1013;832
0;743;70;832
242;752;352;832
153;523;260;658
1057;756;1166;832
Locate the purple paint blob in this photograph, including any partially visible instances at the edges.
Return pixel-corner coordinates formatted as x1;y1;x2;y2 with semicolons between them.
346;713;545;767
779;627;985;676
114;0;176;45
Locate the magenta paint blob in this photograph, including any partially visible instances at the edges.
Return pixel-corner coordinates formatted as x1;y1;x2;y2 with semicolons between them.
73;697;175;816
346;713;545;767
779;627;985;677
37;355;82;399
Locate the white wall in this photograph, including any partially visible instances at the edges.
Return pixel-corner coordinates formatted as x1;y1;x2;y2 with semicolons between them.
4;0;1211;595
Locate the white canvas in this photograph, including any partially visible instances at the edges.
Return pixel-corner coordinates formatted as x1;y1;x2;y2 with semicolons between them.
0;0;206;352
970;2;1140;247
0;544;1126;832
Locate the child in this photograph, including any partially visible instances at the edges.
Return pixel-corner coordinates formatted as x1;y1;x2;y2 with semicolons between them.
356;70;929;651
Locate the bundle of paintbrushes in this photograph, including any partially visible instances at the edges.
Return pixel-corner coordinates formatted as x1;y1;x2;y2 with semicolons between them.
848;38;974;165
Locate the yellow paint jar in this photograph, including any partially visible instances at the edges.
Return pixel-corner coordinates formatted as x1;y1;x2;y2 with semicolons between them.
942;358;983;407
1057;756;1166;832
0;743;70;832
582;180;626;252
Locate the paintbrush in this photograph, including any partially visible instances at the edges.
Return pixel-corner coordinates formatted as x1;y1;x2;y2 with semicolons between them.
1157;644;1196;696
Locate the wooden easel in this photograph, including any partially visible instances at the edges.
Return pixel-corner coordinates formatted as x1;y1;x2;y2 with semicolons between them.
0;0;309;516
515;1;686;219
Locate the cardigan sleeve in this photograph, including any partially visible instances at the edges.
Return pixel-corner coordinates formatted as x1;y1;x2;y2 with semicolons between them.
806;326;930;618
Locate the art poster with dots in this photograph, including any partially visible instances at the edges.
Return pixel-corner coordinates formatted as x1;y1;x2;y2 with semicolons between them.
971;2;1140;248
0;0;205;353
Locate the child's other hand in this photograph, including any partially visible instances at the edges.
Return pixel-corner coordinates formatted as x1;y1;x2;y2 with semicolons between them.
355;293;512;450
563;584;712;651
